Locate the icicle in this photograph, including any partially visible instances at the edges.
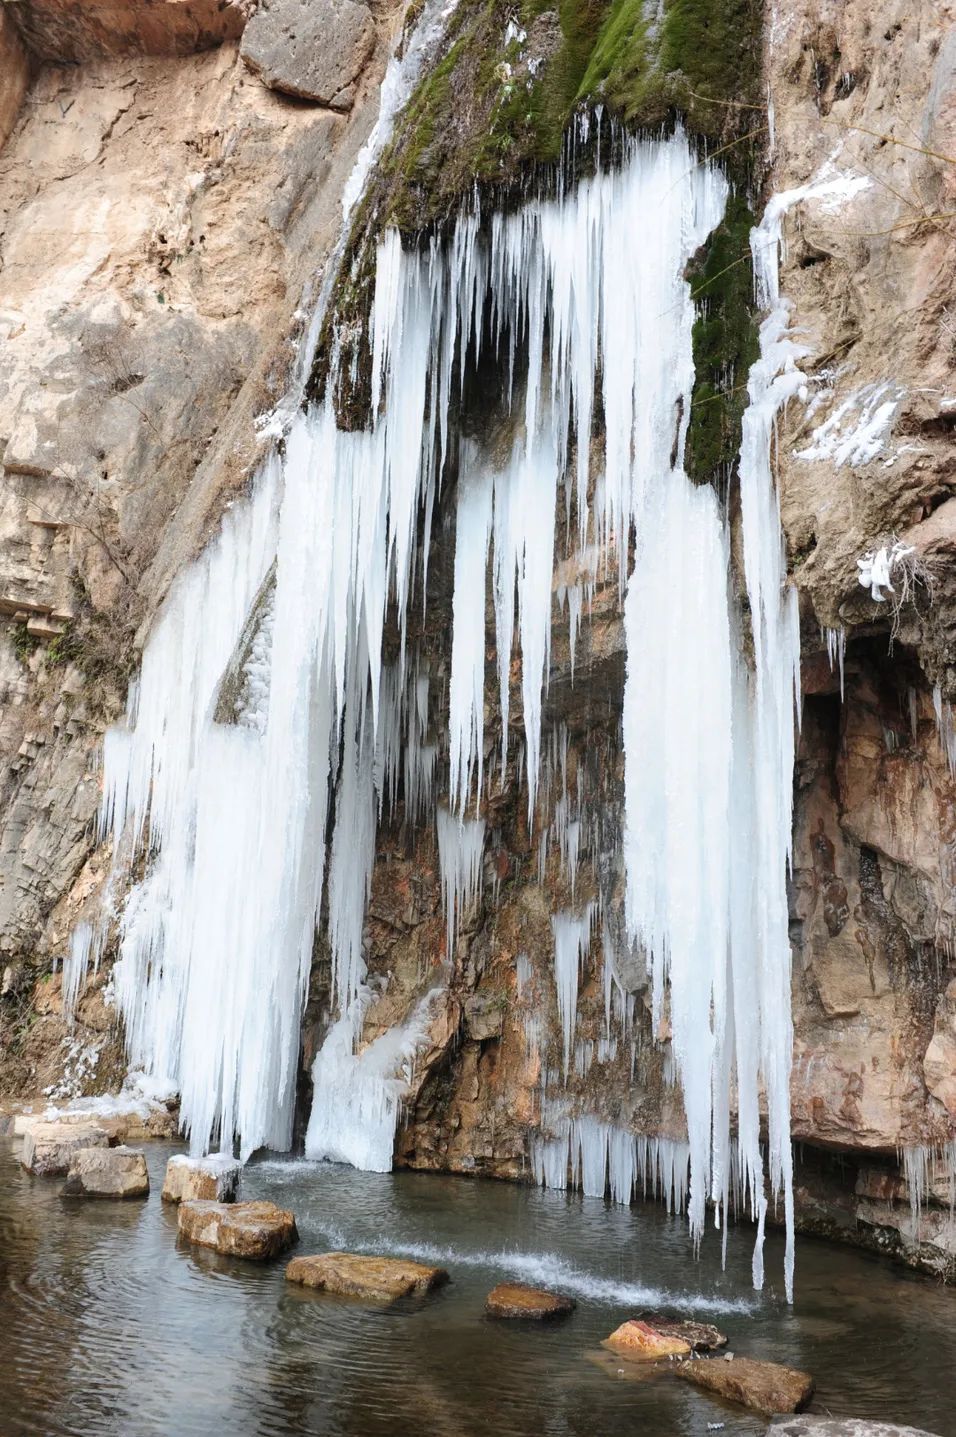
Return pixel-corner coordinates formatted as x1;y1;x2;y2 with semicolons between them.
436;807;485;958
823;625;845;700
449;459;493;813
551;904;595;1077
305;988;442;1171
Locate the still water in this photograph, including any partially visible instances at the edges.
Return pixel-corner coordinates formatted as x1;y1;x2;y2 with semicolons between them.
1;1139;953;1437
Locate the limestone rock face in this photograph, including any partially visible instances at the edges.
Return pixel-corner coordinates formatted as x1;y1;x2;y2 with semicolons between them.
0;11;29;151
0;0;394;1101
161;1153;241;1203
4;0;248;61
484;1283;575;1319
62;1144;150;1197
240;0;375;109
678;1356;814;1417
178;1199;298;1259
20;1121;109;1175
285;1252;449;1299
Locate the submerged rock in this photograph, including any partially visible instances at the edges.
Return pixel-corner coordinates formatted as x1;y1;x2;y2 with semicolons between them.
485;1283;576;1319
161;1154;240;1204
633;1311;728;1351
285;1252;449;1300
768;1422;941;1437
20;1122;110;1176
605;1320;692;1358
240;0;375;110
178;1200;298;1260
678;1355;813;1416
62;1146;149;1198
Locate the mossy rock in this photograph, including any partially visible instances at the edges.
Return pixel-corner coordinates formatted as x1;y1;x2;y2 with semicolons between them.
310;0;764;456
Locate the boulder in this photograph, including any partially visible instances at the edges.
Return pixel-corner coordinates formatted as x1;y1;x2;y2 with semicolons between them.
16;1106;177;1144
20;1121;110;1176
285;1253;449;1300
768;1422;941;1437
634;1310;727;1351
678;1355;813;1416
240;0;375;110
485;1282;576;1319
161;1154;240;1204
605;1320;692;1359
178;1200;298;1260
62;1145;149;1198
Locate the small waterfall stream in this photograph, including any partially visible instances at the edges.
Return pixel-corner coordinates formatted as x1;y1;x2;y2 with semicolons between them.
84;113;803;1298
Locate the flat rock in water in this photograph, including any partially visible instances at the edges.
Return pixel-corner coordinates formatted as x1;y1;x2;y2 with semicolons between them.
485;1282;576;1320
285;1252;449;1300
605;1320;692;1359
20;1122;110;1176
62;1146;150;1198
161;1154;240;1204
240;0;375;110
678;1355;813;1416
178;1200;297;1260
769;1421;942;1437
635;1310;727;1351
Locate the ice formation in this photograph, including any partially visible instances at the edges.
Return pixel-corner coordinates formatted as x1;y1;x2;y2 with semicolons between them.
796;382;902;467
823;626;846;700
857;541;915;602
83;111;802;1300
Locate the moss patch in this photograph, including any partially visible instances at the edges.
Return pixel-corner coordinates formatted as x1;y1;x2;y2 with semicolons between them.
311;0;765;442
684;191;759;489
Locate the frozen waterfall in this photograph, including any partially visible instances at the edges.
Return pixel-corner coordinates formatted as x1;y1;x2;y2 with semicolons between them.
87;124;800;1295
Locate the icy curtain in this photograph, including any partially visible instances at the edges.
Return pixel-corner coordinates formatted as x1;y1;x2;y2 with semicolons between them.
93;129;800;1294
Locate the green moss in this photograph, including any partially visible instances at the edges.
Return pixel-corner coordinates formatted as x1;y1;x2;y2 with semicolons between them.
312;0;765;436
684;192;759;488
11;623;39;665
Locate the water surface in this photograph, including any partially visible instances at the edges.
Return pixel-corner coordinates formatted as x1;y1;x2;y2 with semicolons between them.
2;1140;953;1436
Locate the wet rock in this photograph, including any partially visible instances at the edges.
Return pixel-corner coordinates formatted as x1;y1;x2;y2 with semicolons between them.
634;1311;727;1351
178;1200;298;1260
485;1282;576;1319
768;1421;941;1437
678;1355;813;1416
285;1252;449;1300
604;1320;692;1359
62;1145;149;1198
20;1121;109;1176
161;1154;240;1204
240;0;375;110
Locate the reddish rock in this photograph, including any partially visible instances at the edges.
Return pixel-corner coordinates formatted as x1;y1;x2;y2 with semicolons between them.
285;1252;448;1300
677;1354;814;1416
178;1200;297;1261
485;1282;575;1319
634;1311;727;1351
604;1320;691;1359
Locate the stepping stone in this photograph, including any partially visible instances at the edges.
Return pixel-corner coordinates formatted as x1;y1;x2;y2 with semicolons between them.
161;1154;240;1204
178;1200;297;1260
62;1146;149;1198
605;1319;692;1358
677;1354;814;1416
634;1310;728;1351
485;1282;576;1319
285;1252;449;1301
21;1121;110;1176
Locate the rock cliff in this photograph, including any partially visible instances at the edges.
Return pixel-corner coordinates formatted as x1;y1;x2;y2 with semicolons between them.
1;0;955;1279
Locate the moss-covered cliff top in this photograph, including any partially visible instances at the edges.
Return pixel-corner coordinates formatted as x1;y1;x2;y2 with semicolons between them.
310;0;765;480
375;0;763;234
